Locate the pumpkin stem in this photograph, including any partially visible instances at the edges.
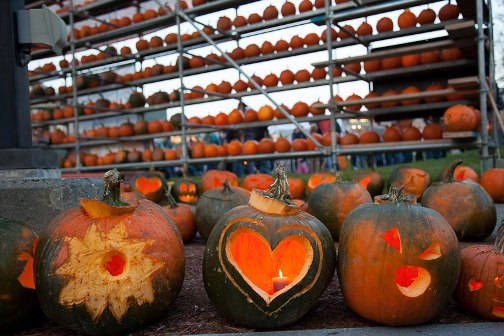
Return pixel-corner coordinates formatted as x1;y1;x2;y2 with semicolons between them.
102;169;129;206
446;159;463;182
374;186;417;205
222;180;232;192
267;165;293;204
335;172;344;182
165;182;178;209
494;221;504;254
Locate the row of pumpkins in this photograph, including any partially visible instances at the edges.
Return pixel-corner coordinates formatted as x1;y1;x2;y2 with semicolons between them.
3;162;503;335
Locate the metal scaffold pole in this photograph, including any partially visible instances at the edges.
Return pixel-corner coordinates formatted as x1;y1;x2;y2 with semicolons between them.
175;2;189;169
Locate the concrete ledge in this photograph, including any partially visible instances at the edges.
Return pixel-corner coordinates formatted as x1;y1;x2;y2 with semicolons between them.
0;177;103;233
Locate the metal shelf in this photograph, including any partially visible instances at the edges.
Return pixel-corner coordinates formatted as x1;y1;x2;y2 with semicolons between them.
29;19;463;85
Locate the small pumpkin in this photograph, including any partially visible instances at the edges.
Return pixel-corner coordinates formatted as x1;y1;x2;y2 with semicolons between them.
201;169;239;193
242;174;274;191
172;178;199;204
338;187;460;326
352;171;385;197
195;181;250;240
389;167;430;200
437;162;478;182
454;223;504;321
480;168;504;203
130;170;167;203
35;170;184;335
161;185;197;243
203;166;335;328
422;160;496;241
308;173;372;240
0;219;38;332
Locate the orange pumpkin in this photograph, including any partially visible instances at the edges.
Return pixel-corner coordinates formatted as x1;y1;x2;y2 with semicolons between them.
258;138;276;154
359;131;380;144
389;167;430;200
307;172;336;194
376;17;393;32
161;190;197;243
397;9;417;29
418;8;436;25
279;69;295;85
402;126;422;141
439;3;460;21
275;137;291;153
243;140;259;155
443;105;478;132
400;86;421;106
201;170;239;193
242;174;274;191
480;168;504;203
383;126;402;142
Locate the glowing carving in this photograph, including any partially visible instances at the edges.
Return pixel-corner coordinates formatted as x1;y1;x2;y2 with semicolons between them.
382;227;401;253
418;242;442;260
396;266;431;297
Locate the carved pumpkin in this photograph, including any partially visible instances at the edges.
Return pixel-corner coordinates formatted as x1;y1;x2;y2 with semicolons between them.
422;160;496;241
288;178;305;199
454;223;504;320
201;169;239;193
437;162;478;182
308;174;372;240
352;171;385;197
306;172;336;194
480;168;504;203
0;219;38;332
35;170;184;335
172;178;199;204
242;174;274;191
161;185;197;243
130;170;167;203
203;166;335;328
195;182;250;240
338;187;460;326
389;167;430;200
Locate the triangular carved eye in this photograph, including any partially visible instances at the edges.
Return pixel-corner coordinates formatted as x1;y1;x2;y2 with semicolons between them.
468;277;483;291
418;242;441;260
382;227;401;253
189;184;196;193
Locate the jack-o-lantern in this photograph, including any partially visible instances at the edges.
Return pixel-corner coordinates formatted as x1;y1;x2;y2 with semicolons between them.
422;160;496;241
389;167;430;200
130;170;167;203
454;222;504;320
0;219;38;331
352;171;385;197
35;170;185;335
242;173;274;191
306;172;336;194
308;174;372;241
338;187;460;326
203;166;336;328
201;169;239;193
195;181;250;240
172;178;199;204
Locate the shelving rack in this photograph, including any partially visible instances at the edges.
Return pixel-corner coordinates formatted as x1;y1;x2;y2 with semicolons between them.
27;0;496;173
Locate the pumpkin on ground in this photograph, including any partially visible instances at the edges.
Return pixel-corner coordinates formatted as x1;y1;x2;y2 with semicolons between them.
242;174;274;191
200;169;239;193
306;172;336;194
437;162;478;182
308;174;372;240
288;177;305;199
422;160;496;241
454;223;504;321
0;219;39;332
352;171;385;197
161;184;197;243
35;170;185;335
338;187;460;326
480;168;504;203
195;181;250;240
172;178;199;204
130;170;167;203
203;166;336;328
389;167;430;200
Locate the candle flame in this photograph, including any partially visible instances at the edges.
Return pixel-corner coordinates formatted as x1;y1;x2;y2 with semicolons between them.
278;269;283;277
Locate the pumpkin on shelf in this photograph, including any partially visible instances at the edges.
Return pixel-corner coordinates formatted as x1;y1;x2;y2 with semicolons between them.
454;222;504;321
35;170;185;335
242;174;274;191
389;167;430;200
130;170;167;203
338;186;460;326
0;219;38;332
422;160;496;241
480;168;504;203
201;169;239;193
443;105;479;132
352;171;385;197
161;184;197;243
171;178;199;204
203;166;336;328
195;181;250;240
308;173;372;241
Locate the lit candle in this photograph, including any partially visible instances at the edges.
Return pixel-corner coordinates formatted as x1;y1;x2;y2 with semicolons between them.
272;269;290;292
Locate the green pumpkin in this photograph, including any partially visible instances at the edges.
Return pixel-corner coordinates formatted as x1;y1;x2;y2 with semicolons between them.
0;219;39;332
130;171;167;203
172;178;199;204
203;166;335;328
128;92;147;108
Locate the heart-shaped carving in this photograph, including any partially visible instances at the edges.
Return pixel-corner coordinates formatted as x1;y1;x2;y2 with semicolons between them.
225;227;312;298
135;177;162;194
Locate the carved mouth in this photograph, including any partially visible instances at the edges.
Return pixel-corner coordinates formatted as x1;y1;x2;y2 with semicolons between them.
492;297;504;318
396;266;431;298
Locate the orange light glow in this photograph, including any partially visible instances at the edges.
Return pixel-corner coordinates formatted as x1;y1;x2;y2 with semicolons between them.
272;269;290;292
468;278;483;291
359;176;372;189
382;227;401;253
17;252;35;289
135;177;162;194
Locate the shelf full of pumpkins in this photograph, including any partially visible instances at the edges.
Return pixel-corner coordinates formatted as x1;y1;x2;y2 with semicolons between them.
3;162;504;334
